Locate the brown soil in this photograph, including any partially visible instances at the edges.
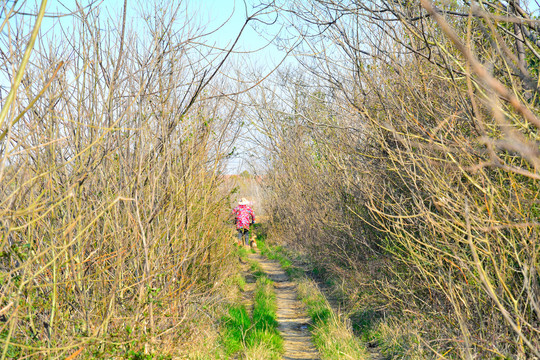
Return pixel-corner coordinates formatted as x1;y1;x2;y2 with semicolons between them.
248;252;320;360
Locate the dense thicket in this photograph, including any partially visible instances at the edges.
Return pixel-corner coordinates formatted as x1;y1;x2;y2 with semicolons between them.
0;1;243;358
257;0;540;357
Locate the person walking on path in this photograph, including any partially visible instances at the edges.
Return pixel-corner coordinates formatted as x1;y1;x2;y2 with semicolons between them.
232;198;255;247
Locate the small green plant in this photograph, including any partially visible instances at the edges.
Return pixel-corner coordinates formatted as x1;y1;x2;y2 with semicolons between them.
0;329;21;359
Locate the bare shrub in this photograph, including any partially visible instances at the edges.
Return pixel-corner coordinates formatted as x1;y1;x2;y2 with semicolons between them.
256;0;540;357
0;1;248;357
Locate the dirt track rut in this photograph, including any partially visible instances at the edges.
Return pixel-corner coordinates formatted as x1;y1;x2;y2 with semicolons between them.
249;252;320;360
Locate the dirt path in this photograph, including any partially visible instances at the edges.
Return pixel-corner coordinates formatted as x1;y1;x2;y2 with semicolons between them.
248;252;320;360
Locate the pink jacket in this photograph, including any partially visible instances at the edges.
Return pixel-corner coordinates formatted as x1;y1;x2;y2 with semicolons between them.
232;205;255;230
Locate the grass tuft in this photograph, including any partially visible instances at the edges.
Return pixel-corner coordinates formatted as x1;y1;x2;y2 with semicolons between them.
218;255;283;359
297;279;369;360
248;276;283;357
220;305;252;356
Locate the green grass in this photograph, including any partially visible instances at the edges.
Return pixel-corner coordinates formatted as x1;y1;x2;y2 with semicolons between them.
248;276;283;356
218;243;283;359
249;259;265;279
220;305;252;356
297;279;369;360
219;277;283;359
235;244;250;261
228;273;247;292
258;241;425;359
253;225;368;359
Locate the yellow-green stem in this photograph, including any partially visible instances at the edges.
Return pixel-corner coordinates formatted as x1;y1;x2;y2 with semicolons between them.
0;0;48;130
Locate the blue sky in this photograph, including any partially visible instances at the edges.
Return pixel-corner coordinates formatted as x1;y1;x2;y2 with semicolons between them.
32;0;287;70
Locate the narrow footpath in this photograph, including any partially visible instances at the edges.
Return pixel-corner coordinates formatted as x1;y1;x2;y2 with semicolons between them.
248;252;320;360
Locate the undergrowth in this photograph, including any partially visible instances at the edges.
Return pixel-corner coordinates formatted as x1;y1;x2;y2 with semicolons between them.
216;244;283;359
259;228;430;359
